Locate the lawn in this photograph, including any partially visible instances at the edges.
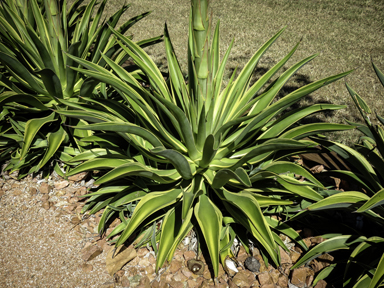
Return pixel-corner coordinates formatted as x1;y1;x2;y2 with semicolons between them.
75;0;384;145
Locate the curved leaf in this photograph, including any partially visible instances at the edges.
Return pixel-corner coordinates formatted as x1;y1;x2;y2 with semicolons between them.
263;161;324;187
212;167;251;189
20;112;56;160
216;188;278;263
38;125;66;169
307;191;370;211
356;188;384;213
72;122;164;149
115;188;182;248
66;158;133;176
195;194;222;277
151;147;193;180
280;123;354;140
291;235;366;269
94;162;180;185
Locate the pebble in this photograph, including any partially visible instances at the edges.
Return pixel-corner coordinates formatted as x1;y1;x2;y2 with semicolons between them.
39;182;51;194
54;181;69;189
80;263;93;273
81;244;103;262
244;256;260;272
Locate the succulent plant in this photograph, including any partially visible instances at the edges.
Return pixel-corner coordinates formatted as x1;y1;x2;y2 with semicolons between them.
0;0;162;177
56;0;353;277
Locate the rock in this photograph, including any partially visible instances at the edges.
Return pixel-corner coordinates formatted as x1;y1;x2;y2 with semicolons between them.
278;275;288;287
294;246;303;253
261;284;275;288
137;247;149;257
13;189;22;196
317;253;334;268
184;250;196;261
29;187;37;196
64;204;76;212
269;269;280;284
306;274;314;287
310;165;324;174
244;256;261;272
203;263;213;280
126;266;138;278
310;259;323;273
80;263;93;273
129;274;142;287
172;271;188;282
68;172;87;182
291;267;308;288
181;266;193;278
139;275;150;288
109;217;121;228
81;244;103;262
106;245;137;276
85;178;95;187
0;190;4;197
311;236;324;245
70;217;81;225
41;201;51;210
74;186;87;196
138;257;150;267
237;245;249;264
148;253;156;265
41;194;49;202
145;264;154;276
120;276;130;287
152;278;168;288
217;263;226;278
258;272;273;286
232;270;256;287
279;246;292;264
39;182;51;194
228;279;238;288
173;249;184;261
54;181;69;189
314;279;327;288
187;279;199;288
303;238;312;248
290;250;301;264
116;270;125;277
252;247;260;257
198;279;212;288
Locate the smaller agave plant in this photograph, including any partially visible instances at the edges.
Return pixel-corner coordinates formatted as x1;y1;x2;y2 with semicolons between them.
58;0;354;277
0;0;162;177
290;63;384;288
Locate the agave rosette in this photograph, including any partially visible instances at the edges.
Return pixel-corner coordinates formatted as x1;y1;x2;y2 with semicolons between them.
0;0;162;177
59;0;354;277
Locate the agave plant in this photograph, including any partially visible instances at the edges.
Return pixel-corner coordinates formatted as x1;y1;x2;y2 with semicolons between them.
0;0;162;177
57;0;354;277
290;63;384;288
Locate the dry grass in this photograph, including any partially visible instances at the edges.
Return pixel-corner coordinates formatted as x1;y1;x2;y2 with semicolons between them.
74;0;384;145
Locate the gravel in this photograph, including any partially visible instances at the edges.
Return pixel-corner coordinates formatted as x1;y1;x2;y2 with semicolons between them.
0;176;111;288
